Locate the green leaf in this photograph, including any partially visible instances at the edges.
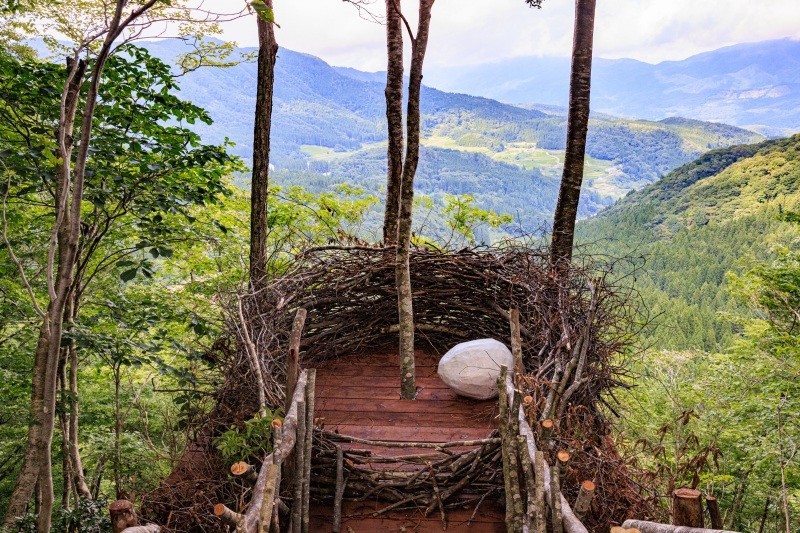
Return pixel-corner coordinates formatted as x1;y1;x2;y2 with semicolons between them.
120;268;138;282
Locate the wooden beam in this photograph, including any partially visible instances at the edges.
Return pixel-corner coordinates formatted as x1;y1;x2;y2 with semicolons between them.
285;308;307;412
622;519;741;533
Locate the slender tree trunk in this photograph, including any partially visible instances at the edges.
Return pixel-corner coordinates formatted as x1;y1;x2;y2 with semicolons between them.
396;0;435;400
725;469;749;530
758;497;770;533
114;369;122;499
550;0;596;266
58;350;72;510
383;0;404;245
249;3;278;285
61;290;92;504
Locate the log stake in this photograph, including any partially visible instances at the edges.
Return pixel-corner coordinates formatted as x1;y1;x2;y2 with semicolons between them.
706;495;723;530
231;462;258;485
574;480;595;519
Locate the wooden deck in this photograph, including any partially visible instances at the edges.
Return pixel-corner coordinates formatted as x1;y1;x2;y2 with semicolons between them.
309;348;505;532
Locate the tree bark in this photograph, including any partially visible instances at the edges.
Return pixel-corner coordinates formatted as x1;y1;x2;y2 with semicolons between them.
550;0;596;266
249;2;278;284
396;0;435;400
383;0;404;245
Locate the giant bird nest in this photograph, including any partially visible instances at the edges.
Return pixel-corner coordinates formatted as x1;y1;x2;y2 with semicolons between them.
144;244;654;531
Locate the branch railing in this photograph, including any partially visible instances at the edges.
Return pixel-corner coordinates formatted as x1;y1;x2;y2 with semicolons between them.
214;307;315;533
499;364;591;533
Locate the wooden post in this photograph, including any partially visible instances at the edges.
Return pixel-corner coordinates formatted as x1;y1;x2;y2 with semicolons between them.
551;463;564;533
301;369;315;533
533;451;547;533
557;450;571;485
498;367;524;531
540;419;554;443
706;495;723;530
285;308;307;413
574;480;595;519
214;503;244;528
673;488;704;528
510;307;524;377
332;445;345;533
517;436;537;532
258;464;279;533
110;500;137;533
291;398;306;533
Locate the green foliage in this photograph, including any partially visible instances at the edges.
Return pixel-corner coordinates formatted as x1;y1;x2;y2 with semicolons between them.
8;498;110;533
578;135;800;350
603;136;800;528
442;194;513;244
214;411;281;465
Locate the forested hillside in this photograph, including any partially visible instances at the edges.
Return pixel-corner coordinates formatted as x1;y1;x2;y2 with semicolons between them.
578;135;800;531
579;135;800;350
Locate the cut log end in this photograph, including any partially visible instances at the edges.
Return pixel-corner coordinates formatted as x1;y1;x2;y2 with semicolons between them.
230;462;249;476
557;449;571;464
109;500;134;512
212;503;226;517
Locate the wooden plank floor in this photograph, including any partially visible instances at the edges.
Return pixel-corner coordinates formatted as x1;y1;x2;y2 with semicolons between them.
309;348;505;532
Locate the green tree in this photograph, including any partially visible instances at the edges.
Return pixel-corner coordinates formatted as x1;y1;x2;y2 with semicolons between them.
0;35;239;528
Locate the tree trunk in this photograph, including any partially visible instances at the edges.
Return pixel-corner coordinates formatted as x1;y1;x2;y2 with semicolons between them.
63;291;92;502
396;0;435;400
383;0;404;245
550;0;596;266
249;3;279;284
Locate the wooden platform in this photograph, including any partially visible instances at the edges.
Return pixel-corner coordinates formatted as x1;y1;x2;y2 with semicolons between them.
309;348;505;532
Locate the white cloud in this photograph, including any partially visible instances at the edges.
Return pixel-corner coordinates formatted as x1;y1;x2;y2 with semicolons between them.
207;0;800;70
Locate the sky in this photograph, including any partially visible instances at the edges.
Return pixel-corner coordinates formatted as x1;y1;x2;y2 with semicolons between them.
203;0;800;71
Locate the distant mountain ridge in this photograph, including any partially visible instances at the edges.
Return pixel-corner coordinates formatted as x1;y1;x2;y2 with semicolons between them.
424;39;800;135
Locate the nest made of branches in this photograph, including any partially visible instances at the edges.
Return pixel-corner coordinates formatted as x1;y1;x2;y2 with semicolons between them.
144;244;654;531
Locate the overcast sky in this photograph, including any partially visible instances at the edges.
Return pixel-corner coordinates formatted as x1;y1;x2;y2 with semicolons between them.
203;0;800;71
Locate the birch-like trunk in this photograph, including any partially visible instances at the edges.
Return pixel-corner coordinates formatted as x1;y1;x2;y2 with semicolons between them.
396;0;435;400
550;0;596;266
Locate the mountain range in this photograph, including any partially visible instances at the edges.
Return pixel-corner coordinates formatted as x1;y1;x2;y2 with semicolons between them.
424;39;800;136
136;39;778;228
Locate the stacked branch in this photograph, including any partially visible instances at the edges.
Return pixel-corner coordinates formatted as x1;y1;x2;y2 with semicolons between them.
311;430;503;522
